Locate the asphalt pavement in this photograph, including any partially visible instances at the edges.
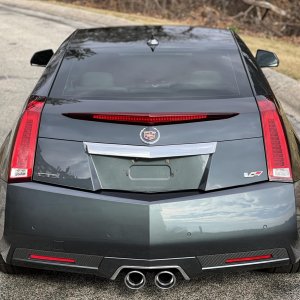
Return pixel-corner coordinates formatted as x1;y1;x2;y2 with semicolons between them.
0;1;300;299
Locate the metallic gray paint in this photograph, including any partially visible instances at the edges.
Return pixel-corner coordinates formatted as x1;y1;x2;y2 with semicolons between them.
204;138;268;190
234;31;300;240
0;180;297;277
0;132;12;181
0;26;299;279
33;137;268;192
234;33;300;182
34;138;93;190
295;180;300;233
0;180;7;241
3;181;297;259
39;98;262;145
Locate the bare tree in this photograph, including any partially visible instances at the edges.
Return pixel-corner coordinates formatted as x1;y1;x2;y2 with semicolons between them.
58;0;300;37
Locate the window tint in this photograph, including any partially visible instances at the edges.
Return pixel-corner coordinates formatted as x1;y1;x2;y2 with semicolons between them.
234;33;273;96
50;48;252;100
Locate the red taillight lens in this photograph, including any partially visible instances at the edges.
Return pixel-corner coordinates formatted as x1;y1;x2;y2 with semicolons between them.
225;254;272;264
63;112;238;125
258;98;292;182
9;96;46;183
29;254;76;263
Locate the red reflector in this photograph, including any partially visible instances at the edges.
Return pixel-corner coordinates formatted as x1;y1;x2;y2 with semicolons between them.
9;96;46;183
225;254;272;264
63;112;238;125
29;254;76;264
257;99;292;182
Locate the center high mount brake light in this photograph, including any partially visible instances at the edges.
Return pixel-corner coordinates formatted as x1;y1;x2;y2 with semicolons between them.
63;112;239;125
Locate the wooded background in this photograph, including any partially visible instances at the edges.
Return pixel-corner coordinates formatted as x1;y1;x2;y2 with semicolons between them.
57;0;300;37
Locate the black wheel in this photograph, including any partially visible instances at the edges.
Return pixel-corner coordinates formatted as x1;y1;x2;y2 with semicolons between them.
0;255;16;274
265;262;300;274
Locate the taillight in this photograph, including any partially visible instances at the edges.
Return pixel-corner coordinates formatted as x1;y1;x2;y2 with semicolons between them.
63;112;238;125
8;96;46;183
257;98;292;182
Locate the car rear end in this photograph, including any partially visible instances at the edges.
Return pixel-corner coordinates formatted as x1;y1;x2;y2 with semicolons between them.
0;26;299;286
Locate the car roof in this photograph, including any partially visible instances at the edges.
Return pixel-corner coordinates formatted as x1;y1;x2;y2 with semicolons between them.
69;26;237;51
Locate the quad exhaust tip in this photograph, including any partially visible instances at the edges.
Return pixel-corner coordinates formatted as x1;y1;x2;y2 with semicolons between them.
154;271;176;290
124;270;146;290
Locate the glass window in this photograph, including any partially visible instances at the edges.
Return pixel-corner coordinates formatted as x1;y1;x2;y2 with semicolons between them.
50;47;252;100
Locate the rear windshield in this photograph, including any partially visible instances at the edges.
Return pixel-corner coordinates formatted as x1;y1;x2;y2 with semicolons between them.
50;48;252;100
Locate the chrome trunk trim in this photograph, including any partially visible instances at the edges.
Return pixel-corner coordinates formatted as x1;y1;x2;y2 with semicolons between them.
84;142;217;159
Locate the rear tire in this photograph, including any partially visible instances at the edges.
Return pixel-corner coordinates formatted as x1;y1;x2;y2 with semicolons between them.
0;255;16;274
265;262;300;273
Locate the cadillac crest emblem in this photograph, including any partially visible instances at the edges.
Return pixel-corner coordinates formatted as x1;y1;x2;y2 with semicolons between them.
140;127;160;144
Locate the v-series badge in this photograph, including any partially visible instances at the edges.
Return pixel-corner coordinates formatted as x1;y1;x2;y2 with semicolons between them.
244;171;263;178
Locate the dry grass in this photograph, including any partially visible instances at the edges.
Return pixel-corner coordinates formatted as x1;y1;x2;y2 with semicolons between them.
241;35;300;80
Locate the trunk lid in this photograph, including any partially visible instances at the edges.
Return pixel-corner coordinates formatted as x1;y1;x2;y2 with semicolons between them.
33;97;268;193
39;97;262;144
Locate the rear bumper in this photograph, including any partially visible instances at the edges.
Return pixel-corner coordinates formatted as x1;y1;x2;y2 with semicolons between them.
11;248;290;280
0;181;299;278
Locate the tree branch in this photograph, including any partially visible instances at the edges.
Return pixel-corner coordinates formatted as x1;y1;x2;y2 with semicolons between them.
242;0;290;18
233;5;254;19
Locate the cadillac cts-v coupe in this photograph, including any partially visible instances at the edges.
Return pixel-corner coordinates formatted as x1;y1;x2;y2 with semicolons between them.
0;26;299;290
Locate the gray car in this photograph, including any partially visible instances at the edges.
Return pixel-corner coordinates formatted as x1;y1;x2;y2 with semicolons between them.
0;26;299;290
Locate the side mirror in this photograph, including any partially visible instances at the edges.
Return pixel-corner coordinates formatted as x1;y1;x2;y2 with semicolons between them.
30;49;54;67
255;49;279;68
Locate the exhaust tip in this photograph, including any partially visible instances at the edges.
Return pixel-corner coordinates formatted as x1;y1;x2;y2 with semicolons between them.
124;270;146;290
155;271;176;290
